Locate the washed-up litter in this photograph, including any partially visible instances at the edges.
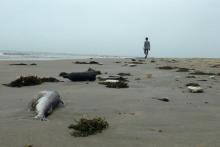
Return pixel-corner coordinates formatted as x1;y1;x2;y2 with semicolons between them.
187;86;204;93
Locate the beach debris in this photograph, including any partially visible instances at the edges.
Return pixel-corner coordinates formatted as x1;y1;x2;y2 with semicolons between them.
59;68;99;81
209;76;216;79
150;60;156;63
186;75;196;78
187;86;204;93
185;83;200;87
9;63;37;66
190;71;216;76
131;58;136;61
114;61;121;63
211;64;220;68
126;61;144;64
68;117;109;137
74;61;103;65
135;78;141;80
197;79;207;81
145;74;152;79
152;97;170;102
117;72;131;76
24;145;33;147
30;63;37;66
97;75;128;82
157;66;177;70
176;68;190;72
3;76;59;87
128;64;137;67
99;80;129;88
9;63;27;65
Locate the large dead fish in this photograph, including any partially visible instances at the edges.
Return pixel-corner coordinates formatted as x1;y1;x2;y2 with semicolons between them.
29;90;64;120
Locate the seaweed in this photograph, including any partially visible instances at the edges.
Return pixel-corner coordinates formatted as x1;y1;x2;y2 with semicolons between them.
190;71;216;76
30;63;37;66
99;81;129;88
74;61;102;65
186;76;196;78
68;117;109;137
176;68;190;72
185;83;200;87
211;64;220;68
117;73;131;76
4;76;59;87
9;63;27;66
158;66;177;70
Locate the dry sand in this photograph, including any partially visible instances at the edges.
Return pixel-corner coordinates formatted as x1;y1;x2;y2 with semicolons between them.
0;58;220;147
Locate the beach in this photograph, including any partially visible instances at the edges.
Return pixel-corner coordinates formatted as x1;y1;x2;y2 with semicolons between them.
0;58;220;147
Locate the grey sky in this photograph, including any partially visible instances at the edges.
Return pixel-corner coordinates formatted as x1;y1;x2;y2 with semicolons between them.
0;0;219;57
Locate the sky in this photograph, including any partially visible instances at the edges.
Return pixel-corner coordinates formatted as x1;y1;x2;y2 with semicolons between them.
0;0;220;58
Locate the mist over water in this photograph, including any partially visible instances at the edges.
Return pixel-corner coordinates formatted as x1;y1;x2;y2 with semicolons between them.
0;0;219;58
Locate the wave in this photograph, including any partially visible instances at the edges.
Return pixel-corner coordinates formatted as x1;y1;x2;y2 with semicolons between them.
0;50;125;60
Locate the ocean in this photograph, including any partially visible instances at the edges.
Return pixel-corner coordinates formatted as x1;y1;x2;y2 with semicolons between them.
0;50;124;60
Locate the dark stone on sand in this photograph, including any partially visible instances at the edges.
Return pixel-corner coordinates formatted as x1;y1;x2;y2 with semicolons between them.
68;117;109;137
152;97;170;102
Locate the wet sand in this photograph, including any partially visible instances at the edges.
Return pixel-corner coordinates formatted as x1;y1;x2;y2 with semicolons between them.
0;58;220;147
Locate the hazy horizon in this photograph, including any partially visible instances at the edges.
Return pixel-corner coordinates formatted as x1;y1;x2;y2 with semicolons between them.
0;0;220;58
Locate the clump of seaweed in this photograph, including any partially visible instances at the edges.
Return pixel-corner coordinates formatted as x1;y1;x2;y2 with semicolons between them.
10;63;27;66
186;75;196;78
74;61;102;65
176;68;190;72
4;76;59;87
158;66;177;70
190;71;216;76
117;73;131;76
99;81;129;88
211;64;220;68
68;117;109;137
185;83;200;87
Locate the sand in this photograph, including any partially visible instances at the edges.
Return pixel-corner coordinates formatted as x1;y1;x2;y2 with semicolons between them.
0;58;220;147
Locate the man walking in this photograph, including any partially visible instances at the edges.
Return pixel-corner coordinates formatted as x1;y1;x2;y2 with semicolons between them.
144;37;150;59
